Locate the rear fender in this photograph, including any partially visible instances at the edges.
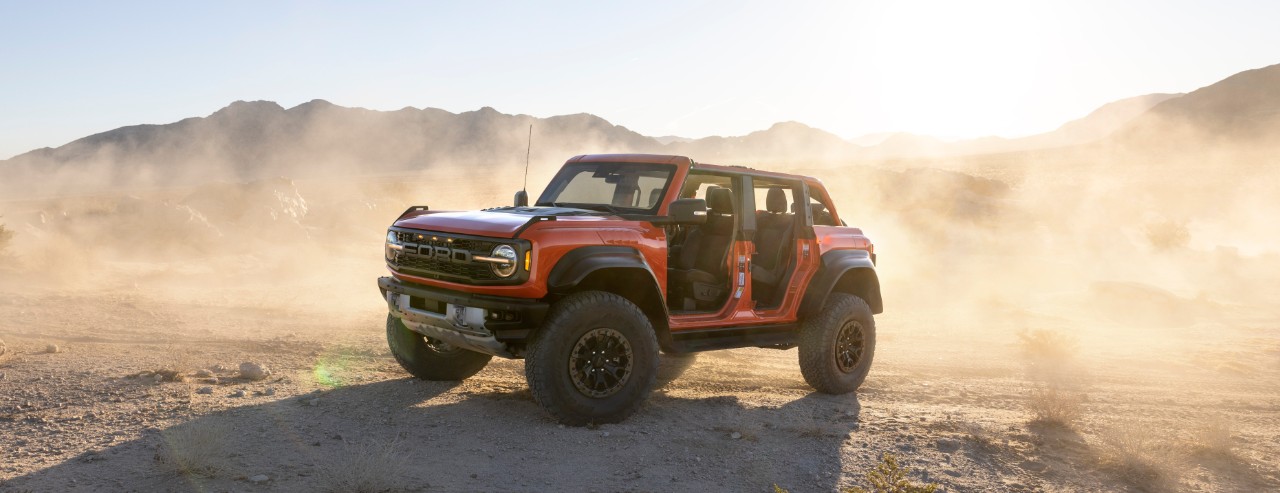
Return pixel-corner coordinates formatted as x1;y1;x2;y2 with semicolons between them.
799;249;882;316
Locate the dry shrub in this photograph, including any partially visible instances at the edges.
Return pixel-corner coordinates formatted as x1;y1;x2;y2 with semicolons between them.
848;452;939;493
317;438;409;493
155;422;230;477
1193;416;1235;456
955;421;1002;452
1018;329;1086;427
773;452;938;493
1096;421;1181;489
1016;329;1079;367
1027;386;1083;428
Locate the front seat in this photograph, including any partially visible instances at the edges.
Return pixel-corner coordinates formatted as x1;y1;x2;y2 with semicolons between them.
668;186;736;310
751;186;796;304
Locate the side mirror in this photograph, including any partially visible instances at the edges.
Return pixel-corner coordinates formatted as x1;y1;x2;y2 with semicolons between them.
514;190;529;207
668;198;708;225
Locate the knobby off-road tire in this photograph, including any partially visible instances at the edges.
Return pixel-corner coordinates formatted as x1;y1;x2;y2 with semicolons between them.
525;291;660;426
386;313;492;381
799;293;877;394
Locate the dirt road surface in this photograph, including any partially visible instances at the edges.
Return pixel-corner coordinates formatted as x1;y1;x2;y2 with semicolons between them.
2;281;1277;492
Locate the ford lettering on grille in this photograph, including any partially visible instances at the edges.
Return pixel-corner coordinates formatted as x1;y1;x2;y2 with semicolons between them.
390;231;501;283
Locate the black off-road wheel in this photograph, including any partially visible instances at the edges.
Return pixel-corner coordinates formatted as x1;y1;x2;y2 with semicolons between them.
386;313;492;381
798;293;876;394
524;291;659;426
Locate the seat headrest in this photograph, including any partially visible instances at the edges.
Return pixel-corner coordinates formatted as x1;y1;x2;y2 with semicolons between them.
648;188;664;207
766;186;788;213
706;186;734;214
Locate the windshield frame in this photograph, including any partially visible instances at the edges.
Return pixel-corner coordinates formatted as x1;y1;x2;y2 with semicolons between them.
534;162;677;215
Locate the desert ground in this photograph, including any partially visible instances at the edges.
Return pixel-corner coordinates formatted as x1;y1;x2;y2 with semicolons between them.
2;158;1280;492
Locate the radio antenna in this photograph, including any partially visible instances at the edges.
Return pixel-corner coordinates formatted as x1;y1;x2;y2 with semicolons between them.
523;124;533;192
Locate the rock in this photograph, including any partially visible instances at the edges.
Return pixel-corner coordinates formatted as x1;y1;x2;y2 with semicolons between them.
196;387;213;394
45;344;61;354
0;338;6;356
308;398;320;407
239;362;270;381
194;369;213;378
248;474;269;483
198;377;219;385
231;389;246;398
601;431;610;437
936;438;962;453
730;432;742;440
264;387;276;396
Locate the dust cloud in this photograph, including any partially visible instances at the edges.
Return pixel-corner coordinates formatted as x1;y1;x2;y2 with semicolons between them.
1;103;1278;491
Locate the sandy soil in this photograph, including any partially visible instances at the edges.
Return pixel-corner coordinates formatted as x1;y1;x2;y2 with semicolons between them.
2;160;1279;492
2;278;1277;493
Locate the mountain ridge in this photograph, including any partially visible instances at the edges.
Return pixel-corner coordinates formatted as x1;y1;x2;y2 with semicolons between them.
4;62;1278;198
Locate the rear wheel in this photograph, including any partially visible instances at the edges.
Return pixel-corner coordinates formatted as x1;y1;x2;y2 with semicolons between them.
525;291;659;426
386;313;492;380
798;293;876;394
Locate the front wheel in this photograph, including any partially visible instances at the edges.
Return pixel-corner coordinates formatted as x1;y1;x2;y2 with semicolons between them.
386;314;492;380
524;291;659;426
798;293;877;394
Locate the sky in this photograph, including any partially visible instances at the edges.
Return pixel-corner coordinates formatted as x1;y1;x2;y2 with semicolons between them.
2;0;1279;159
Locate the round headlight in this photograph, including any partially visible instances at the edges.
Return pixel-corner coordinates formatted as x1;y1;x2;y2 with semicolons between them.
490;245;518;277
386;231;399;244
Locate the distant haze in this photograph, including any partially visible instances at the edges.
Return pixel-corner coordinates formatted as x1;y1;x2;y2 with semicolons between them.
5;1;1280;158
3;63;1278;199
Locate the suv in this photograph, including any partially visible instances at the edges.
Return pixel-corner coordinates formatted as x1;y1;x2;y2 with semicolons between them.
379;154;881;425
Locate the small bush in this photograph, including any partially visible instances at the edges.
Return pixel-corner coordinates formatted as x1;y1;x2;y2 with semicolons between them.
155;422;230;477
1096;421;1180;487
774;453;938;493
1016;328;1078;365
317;438;409;493
1194;416;1235;456
1027;386;1083;427
850;453;938;493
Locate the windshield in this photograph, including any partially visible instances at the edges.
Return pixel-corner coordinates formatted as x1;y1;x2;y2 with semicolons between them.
535;162;676;214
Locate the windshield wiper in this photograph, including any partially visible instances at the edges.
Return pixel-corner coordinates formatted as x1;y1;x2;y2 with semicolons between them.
579;203;627;214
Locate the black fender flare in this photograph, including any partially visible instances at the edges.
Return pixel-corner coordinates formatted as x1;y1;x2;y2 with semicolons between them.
546;245;675;351
799;249;882;317
546;246;662;293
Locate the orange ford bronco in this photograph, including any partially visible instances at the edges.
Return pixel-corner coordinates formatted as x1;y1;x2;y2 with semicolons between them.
379;154;880;425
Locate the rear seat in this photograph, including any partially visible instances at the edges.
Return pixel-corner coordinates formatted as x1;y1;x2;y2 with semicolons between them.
751;186;795;302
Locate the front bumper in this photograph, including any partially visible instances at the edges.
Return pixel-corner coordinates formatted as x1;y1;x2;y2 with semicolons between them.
377;276;549;358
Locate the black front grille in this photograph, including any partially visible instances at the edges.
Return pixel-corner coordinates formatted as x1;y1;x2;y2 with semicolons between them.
395;232;501;253
390;230;504;284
